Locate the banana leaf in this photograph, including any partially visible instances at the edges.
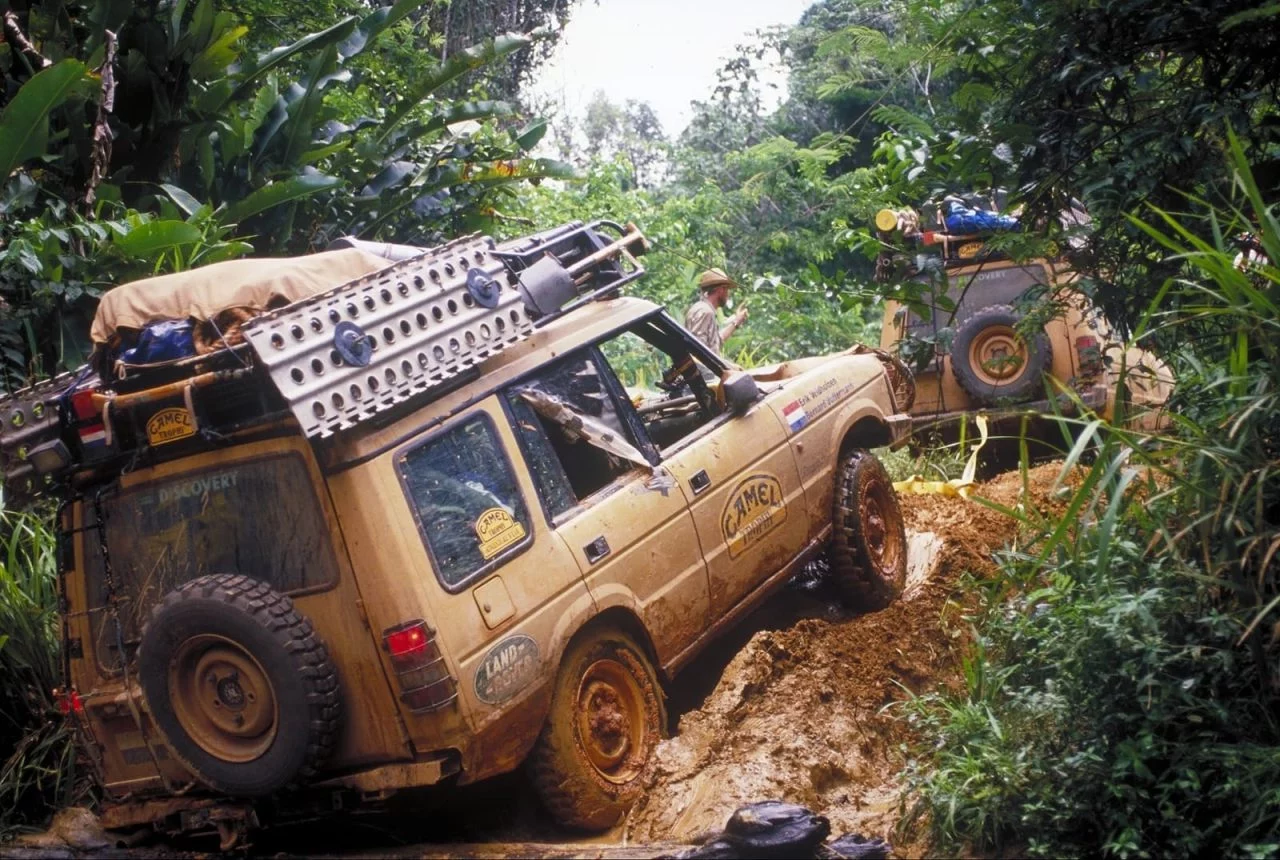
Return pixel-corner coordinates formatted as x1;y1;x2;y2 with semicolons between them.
0;60;92;180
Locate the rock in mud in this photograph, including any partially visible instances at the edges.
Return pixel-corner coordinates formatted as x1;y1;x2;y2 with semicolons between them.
15;807;110;851
676;800;830;859
827;832;892;859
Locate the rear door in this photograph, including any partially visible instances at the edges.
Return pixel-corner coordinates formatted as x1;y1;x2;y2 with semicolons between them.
339;401;589;771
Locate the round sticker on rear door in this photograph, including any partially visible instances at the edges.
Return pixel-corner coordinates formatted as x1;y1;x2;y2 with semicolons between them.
474;634;539;705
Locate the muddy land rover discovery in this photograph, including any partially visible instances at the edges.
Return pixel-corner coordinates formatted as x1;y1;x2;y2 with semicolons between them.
0;221;914;845
874;202;1174;452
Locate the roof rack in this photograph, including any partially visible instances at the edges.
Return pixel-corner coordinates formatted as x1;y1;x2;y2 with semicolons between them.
0;220;649;505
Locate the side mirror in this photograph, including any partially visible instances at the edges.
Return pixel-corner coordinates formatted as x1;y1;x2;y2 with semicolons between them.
722;371;760;414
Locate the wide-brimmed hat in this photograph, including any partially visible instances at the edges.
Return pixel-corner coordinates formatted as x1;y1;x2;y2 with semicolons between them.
698;268;737;291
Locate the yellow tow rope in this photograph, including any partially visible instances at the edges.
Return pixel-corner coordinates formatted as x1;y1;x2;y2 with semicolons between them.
892;414;989;500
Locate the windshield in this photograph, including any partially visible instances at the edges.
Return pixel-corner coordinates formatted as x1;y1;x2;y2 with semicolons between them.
83;453;339;673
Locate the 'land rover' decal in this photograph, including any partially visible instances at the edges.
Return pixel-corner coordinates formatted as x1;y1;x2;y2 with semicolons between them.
474;634;539;705
721;473;788;559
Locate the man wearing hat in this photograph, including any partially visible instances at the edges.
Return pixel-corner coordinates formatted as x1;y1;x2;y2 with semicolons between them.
685;268;748;355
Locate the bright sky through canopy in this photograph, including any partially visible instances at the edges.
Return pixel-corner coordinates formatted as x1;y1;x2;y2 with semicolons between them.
531;0;814;137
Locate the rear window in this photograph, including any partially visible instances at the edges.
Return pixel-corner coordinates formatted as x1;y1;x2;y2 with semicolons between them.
84;453;338;672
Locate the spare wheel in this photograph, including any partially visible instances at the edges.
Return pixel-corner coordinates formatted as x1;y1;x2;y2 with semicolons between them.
950;304;1052;405
137;574;340;797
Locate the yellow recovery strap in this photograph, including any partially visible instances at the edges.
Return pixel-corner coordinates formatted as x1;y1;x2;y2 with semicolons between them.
892;414;989;499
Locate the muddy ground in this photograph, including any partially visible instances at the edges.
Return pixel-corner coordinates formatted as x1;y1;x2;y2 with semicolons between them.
13;463;1073;859
627;462;1071;857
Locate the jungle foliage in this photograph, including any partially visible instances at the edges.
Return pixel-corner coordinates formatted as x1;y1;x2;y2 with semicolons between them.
0;0;573;390
902;147;1280;858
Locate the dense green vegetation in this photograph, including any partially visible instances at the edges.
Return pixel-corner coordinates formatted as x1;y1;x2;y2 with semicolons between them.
0;0;1277;854
902;151;1280;856
0;0;573;390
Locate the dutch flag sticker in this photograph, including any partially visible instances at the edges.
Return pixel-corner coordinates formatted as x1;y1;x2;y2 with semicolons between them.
783;400;807;432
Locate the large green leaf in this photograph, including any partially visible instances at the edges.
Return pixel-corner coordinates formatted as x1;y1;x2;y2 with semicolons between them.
190;24;248;79
222;16;359;108
0;60;92;180
385;100;517;150
339;0;433;59
376;33;531;143
224;174;342;222
113;221;203;257
455;157;580;187
158;183;203;217
280;47;343;168
515;118;549;152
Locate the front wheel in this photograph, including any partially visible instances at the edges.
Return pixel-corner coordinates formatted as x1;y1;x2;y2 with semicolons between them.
528;629;665;831
828;450;908;611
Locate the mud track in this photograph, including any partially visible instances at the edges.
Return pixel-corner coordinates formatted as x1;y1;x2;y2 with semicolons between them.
625;461;1074;857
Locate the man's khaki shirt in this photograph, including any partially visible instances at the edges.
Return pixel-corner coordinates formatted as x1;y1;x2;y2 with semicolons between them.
684;298;722;354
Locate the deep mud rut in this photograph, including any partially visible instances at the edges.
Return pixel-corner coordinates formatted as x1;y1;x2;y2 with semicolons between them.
624;461;1073;857
14;463;1075;859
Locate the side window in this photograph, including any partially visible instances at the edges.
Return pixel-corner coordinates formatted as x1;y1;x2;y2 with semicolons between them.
505;352;645;513
599;317;726;450
399;414;532;590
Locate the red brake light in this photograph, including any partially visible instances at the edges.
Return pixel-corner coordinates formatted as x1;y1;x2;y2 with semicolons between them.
54;687;84;715
385;624;427;659
381;621;458;712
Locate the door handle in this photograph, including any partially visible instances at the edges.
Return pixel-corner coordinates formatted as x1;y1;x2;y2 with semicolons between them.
584;536;611;564
689;469;711;495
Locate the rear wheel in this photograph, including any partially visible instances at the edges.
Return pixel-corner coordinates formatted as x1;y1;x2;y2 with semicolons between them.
528;629;665;831
828;450;907;611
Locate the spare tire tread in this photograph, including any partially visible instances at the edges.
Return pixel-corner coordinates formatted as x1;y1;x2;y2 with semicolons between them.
138;573;340;795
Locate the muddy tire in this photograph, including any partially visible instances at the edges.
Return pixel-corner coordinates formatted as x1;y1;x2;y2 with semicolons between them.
528;629;665;831
950;304;1052;405
828;450;907;611
136;574;340;797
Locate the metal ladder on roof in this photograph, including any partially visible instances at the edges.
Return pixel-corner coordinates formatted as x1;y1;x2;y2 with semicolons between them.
241;220;649;439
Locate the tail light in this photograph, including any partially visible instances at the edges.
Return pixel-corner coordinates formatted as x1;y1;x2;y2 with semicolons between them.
54;687;84;715
382;620;457;713
1075;336;1104;377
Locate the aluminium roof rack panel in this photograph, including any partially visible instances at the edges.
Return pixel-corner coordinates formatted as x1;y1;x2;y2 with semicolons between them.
241;233;536;439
